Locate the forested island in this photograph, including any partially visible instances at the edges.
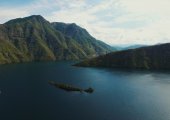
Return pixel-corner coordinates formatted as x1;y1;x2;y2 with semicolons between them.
49;81;94;93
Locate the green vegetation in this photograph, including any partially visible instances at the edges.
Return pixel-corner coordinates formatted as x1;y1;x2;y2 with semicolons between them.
0;15;114;64
75;43;170;70
48;81;94;93
84;87;94;93
52;22;116;57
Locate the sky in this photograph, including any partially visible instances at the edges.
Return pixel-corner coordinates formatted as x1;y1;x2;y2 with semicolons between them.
0;0;170;45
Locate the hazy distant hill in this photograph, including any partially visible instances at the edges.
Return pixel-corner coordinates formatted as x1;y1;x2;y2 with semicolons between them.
75;43;170;70
113;44;147;51
0;15;113;64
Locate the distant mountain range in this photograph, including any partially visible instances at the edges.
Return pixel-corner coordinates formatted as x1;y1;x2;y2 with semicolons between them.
0;15;114;64
75;43;170;70
113;44;147;51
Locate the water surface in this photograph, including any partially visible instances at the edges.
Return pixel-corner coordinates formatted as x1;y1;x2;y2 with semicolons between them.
0;61;170;120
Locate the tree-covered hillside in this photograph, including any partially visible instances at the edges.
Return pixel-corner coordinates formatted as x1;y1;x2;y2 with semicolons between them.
0;15;114;64
75;43;170;70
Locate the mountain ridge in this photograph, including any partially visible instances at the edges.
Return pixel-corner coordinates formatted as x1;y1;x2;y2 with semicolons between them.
0;15;114;64
75;43;170;70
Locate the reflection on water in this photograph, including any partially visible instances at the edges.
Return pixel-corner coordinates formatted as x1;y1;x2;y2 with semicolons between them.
0;61;170;120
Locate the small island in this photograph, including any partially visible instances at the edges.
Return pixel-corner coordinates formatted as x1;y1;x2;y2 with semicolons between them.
48;81;94;93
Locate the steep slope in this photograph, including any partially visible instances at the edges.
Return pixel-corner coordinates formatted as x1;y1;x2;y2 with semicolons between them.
0;24;29;64
75;43;170;70
4;15;57;61
52;22;115;57
0;15;113;64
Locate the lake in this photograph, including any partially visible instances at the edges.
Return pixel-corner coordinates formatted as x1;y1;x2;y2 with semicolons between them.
0;61;170;120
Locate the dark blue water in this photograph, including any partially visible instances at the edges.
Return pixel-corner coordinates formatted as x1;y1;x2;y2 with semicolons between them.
0;61;170;120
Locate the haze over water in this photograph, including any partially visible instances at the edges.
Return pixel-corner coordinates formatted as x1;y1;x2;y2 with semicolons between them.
0;61;170;120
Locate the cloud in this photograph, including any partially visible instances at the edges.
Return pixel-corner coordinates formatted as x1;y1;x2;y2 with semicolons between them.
43;0;170;45
120;0;170;15
0;7;28;23
0;0;170;45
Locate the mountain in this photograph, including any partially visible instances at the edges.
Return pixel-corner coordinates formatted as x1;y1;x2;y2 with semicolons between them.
75;43;170;70
0;15;113;64
122;44;147;50
52;22;116;55
113;44;147;51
